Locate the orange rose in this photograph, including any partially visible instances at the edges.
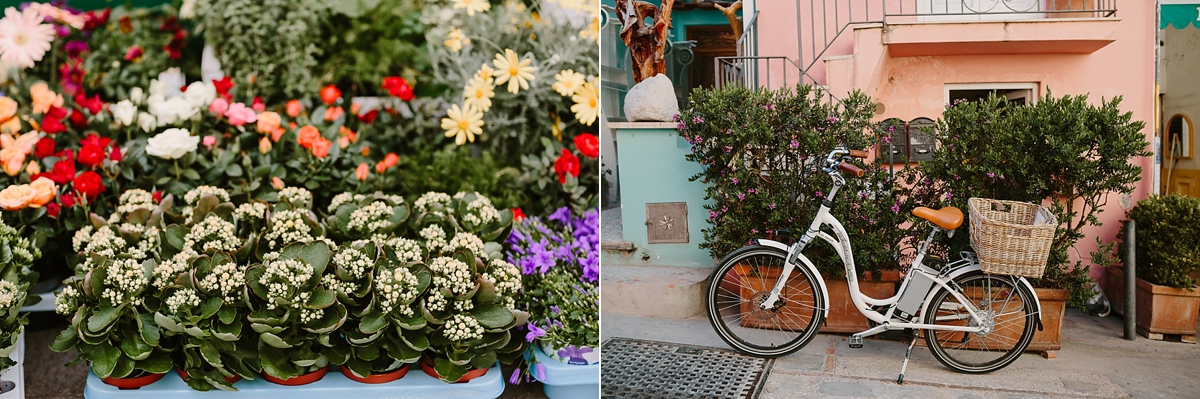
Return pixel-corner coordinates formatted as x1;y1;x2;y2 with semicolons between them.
28;177;56;208
324;106;344;122
311;138;332;158
296;125;320;149
0;134;13;150
0;97;17;122
383;153;399;168
14;131;38;154
272;177;285;190
259;136;272;154
256;111;281;134
0;184;35;210
286;100;303;118
1;118;19;135
271;127;285;143
350;102;361;115
355;163;369;181
25;160;39;175
338;136;350;149
30;83;64;115
1;148;24;176
374;160;386;173
361;147;370;156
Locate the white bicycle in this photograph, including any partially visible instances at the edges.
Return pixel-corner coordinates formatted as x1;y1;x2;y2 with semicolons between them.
705;147;1041;382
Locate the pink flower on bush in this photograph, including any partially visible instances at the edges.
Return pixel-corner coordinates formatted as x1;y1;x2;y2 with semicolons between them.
209;98;229;115
203;136;216;149
225;102;258;126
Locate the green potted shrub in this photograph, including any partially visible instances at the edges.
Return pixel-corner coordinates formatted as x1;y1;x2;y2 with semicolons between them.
51;190;175;389
1103;194;1200;341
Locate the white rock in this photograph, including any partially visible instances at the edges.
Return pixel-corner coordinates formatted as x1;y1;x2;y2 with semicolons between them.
623;74;680;122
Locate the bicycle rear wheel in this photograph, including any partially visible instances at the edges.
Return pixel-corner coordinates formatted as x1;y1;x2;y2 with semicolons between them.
705;245;825;358
923;271;1037;373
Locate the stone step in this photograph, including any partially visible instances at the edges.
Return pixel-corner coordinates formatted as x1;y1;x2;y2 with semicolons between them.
601;264;712;319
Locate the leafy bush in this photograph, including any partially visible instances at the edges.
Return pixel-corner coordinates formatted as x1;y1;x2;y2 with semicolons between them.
317;0;430;94
902;91;1150;307
1125;194;1200;289
196;0;326;101
678;85;907;277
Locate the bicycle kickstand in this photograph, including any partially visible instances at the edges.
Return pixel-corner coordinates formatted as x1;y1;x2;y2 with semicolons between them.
897;332;919;384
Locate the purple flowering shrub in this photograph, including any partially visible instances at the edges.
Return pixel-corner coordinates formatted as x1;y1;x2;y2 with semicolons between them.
505;207;599;381
678;85;909;277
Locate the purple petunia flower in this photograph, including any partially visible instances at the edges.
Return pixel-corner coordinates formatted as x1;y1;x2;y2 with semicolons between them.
525;323;546;342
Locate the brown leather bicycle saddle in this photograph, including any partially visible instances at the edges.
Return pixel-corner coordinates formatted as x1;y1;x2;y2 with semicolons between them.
912;206;963;230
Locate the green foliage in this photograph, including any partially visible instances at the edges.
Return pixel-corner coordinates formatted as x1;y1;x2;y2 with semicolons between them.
196;0;326;102
679;85;907;277
902;91;1150;307
83;5;200;101
1125;194;1200;289
317;0;430;93
0;218;39;375
394;145;525;211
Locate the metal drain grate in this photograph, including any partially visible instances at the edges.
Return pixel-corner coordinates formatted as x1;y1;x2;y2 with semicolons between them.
601;338;774;399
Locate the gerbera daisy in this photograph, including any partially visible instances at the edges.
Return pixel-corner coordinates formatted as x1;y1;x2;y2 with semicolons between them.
452;0;491;16
462;77;495;112
571;81;598;126
0;7;56;69
444;27;469;52
552;69;586;97
441;104;484;145
492;49;536;94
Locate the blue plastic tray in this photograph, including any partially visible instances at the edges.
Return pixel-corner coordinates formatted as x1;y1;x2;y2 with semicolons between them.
84;363;504;399
532;347;599;399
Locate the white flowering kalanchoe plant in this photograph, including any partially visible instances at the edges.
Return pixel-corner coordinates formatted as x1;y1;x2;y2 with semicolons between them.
0;219;40;375
325;191;410;241
245;241;343;381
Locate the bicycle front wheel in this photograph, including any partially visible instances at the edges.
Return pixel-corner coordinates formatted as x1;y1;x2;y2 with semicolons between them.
705;245;825;358
923;271;1037;373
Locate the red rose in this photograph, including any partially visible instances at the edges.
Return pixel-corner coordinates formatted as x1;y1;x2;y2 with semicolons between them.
80;134;110;149
77;145;105;168
109;145;122;162
60;192;76;208
83;9;110;31
68;109;87;129
34;138;55;158
213;77;234;101
574;133;599;159
512;208;525;222
320;85;342;105
56;149;74;163
358;109;379;124
252;96;265;112
73;171;105;199
42;106;68;134
74;93;103;115
45;202;60;218
381;77;414;101
553;149;580;184
47;159;76;184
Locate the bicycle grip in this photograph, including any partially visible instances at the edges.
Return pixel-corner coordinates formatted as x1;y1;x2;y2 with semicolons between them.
847;149;869;158
838;162;865;177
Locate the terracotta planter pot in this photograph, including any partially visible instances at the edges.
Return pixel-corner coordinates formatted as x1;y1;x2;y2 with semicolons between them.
420;358;489;383
100;371;166;390
1104;267;1200;339
263;366;329;386
340;364;410;384
176;368;242;384
733;265;900;333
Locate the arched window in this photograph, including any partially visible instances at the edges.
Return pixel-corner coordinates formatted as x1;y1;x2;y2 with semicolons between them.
1167;114;1193;159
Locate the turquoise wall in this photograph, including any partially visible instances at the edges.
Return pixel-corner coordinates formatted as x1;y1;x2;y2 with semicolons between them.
613;124;714;268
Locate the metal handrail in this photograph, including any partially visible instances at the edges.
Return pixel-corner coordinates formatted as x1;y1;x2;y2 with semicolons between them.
737;10;759;58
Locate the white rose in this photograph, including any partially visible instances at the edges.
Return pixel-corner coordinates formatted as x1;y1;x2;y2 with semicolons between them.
146;128;199;159
137;112;157;133
110;100;136;126
130;87;145;104
148;79;169;99
150;96;198;126
183;81;216;109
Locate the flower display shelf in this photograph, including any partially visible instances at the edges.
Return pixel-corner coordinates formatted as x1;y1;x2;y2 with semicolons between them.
83;363;504;399
532;345;599;399
0;333;25;399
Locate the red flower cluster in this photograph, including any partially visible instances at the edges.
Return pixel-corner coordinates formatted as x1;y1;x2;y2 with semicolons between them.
161;17;186;60
574;133;599;159
41;106;68;134
31;134;120;202
213;77;234;101
358;109;379;124
83;9;111;32
320;85;342;105
553;149;580;184
382;77;414;101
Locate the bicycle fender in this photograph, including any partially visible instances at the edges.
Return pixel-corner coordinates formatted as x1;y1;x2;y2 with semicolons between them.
917;264;1044;330
753;239;831;320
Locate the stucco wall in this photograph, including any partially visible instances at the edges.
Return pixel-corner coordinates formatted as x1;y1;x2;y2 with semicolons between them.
1161;26;1200;170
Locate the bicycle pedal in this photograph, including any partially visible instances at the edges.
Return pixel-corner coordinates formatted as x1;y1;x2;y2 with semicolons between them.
849;335;864;348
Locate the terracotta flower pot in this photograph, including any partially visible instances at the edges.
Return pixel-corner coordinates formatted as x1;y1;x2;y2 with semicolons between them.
100;371;166;390
420;358;488;383
176;368;242;384
340;364;410;384
263;365;329;386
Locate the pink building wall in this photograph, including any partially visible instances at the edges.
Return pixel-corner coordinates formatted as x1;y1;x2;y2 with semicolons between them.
752;1;1157;277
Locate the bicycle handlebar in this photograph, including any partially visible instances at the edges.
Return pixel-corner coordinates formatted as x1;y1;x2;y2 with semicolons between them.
838;162;864;177
847;149;868;158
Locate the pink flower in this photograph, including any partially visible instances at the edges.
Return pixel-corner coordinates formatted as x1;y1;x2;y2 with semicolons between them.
209;97;229;115
225;102;258;126
203;136;216;149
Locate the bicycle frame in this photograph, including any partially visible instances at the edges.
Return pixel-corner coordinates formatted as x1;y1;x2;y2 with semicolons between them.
755;155;1041;338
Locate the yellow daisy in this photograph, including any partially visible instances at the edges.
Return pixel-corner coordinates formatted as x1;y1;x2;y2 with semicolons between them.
441;104;484;145
551;113;564;141
571;81;598;126
492;49;536;94
463;77;495;112
452;0;490;16
552;69;586;97
476;63;496;83
444;27;470;52
581;16;599;42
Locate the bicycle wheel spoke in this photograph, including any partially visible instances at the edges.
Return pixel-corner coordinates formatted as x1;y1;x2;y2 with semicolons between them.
924;272;1035;373
706;248;825;357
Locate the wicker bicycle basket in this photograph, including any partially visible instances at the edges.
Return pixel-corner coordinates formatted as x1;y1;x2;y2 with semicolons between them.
967;198;1057;278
